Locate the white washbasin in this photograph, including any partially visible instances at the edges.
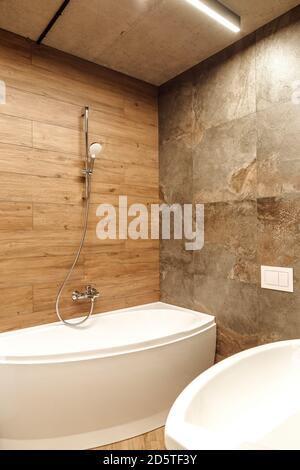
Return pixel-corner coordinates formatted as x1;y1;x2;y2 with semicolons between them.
165;339;300;450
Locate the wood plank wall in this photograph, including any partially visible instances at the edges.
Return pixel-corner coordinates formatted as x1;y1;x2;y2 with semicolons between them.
0;29;159;332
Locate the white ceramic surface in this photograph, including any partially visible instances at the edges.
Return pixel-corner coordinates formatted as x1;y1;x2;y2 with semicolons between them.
166;340;300;450
0;302;216;449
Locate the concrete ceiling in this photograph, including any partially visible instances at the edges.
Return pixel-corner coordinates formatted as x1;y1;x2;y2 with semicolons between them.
0;0;299;85
0;0;62;40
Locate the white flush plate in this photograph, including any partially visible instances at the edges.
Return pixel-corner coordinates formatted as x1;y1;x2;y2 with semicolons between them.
261;266;293;293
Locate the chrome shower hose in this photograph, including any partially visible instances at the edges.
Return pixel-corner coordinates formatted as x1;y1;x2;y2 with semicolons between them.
55;186;95;327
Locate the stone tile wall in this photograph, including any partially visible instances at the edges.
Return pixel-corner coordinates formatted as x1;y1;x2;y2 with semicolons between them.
159;7;300;360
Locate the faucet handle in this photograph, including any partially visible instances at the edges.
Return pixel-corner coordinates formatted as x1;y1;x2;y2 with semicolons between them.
86;285;100;300
72;290;82;301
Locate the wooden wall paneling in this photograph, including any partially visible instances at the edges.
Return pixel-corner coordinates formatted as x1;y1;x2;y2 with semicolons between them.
0;202;33;231
0;86;82;129
0;60;126;116
0;172;84;204
0;229;84;259
31;44;157;102
33;121;83;155
0;286;33;332
33;203;84;231
98;137;159;168
95;291;160;317
0;143;83;179
90;272;160;300
0;255;84;289
124;163;159;188
91;159;125;186
0;28;159;333
0;29;31;64
124;96;158;127
0;114;32;147
89;108;158;147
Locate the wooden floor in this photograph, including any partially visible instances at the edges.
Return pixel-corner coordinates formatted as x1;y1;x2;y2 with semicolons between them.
93;427;165;450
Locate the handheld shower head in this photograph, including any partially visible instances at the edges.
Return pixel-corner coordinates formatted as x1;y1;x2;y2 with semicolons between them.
89;142;103;159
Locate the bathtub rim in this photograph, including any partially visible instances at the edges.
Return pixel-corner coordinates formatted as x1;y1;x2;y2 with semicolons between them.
165;338;300;450
0;302;215;365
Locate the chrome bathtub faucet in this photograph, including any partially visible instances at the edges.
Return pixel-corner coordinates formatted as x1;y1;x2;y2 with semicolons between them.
72;285;100;302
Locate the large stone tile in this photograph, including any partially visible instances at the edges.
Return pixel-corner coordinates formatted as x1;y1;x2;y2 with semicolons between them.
160;264;194;310
258;287;300;340
160;238;193;272
257;101;300;198
256;7;300;111
160;136;193;204
159;70;193;145
216;323;268;362
194;276;259;333
193;114;257;203
257;195;300;267
194;201;258;284
160;237;194;310
258;196;300;337
258;160;300;200
193;275;259;358
193;34;256;134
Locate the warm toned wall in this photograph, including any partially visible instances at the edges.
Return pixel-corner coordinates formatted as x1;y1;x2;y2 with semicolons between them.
0;29;159;332
159;7;300;360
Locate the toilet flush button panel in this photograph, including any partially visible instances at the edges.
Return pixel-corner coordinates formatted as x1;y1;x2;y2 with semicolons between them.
261;266;294;293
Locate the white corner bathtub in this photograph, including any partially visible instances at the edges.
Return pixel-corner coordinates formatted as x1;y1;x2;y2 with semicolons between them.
165;339;300;450
0;302;216;450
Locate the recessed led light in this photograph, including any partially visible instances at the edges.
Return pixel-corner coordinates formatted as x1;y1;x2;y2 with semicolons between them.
186;0;241;33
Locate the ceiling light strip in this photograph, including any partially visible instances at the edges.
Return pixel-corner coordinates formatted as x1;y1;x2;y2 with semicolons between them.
186;0;241;33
